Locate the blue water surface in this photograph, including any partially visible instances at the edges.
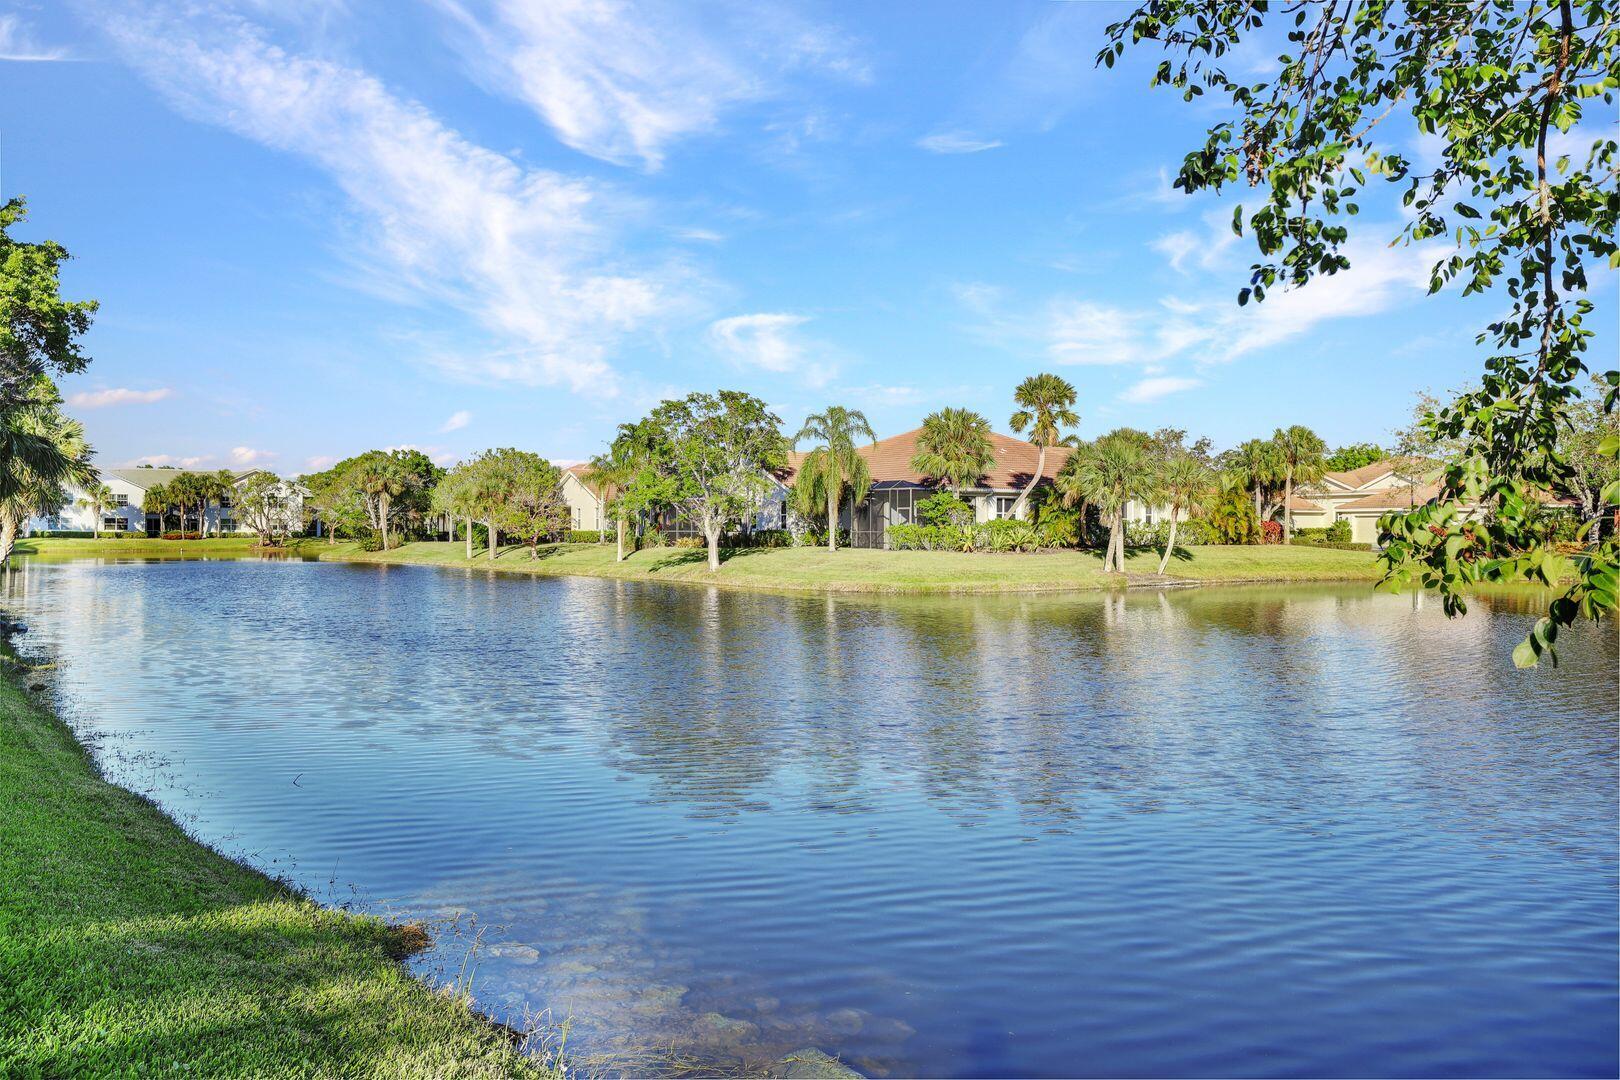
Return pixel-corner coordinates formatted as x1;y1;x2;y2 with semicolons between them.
8;558;1616;1078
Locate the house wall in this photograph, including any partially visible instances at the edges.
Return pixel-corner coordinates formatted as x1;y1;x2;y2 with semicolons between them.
25;473;305;537
561;473;604;532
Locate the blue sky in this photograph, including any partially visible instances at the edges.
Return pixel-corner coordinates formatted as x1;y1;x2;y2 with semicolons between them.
1;1;1613;473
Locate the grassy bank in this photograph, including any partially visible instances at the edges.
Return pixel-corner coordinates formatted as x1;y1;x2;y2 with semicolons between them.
0;655;553;1077
15;535;270;559
294;539;1384;594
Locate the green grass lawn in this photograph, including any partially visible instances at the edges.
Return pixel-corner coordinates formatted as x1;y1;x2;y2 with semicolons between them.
14;535;271;559
299;539;1384;594
0;661;553;1078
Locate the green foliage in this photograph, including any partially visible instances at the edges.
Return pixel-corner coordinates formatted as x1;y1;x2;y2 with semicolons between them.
791;406;876;549
303;449;441;546
1326;519;1353;544
1103;0;1619;664
886;519;1041;553
0;379;94;564
0;198;97;404
910;407;995;492
640;391;787;558
917;491;974;528
1325;444;1386;472
567;530;604;544
1205;486;1260;544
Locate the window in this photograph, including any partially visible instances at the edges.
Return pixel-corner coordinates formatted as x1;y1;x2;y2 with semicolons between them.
994;495;1017;520
111;494;129;508
1143;503;1153;526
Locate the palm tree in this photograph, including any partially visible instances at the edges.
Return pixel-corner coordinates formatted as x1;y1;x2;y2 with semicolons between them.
1228;438;1285;525
1273;425;1327;543
209;469;237;536
142;483;172;535
911;407;995;494
1057;430;1149;573
356;458;411;550
0;384;95;566
431;469;478;559
1008;373;1080;517
1155;453;1214;573
793;406;877;552
590;429;648;563
76;480;114;537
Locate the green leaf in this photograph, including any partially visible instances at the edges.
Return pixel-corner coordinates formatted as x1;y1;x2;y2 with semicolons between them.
1512;637;1539;668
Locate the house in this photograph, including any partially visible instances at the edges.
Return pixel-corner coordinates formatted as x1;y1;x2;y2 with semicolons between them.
1290;458;1576;545
561;463;607;533
26;467;306;538
814;428;1072;548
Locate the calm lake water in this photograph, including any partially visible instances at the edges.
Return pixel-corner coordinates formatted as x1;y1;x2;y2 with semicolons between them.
6;558;1617;1078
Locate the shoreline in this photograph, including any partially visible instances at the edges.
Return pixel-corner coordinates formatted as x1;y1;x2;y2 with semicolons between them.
0;630;557;1078
10;536;1388;597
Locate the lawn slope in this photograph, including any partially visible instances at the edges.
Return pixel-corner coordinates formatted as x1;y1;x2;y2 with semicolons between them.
300;540;1383;594
0;659;551;1078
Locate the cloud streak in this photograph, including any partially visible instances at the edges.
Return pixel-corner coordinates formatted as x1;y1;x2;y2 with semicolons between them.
439;410;472;432
917;132;1002;154
0;14;71;61
67;387;174;409
101;4;693;393
433;0;867;169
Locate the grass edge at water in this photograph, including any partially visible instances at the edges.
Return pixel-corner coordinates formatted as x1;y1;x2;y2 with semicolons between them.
0;641;558;1079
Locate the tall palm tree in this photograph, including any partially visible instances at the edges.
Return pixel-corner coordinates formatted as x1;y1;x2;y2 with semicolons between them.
0;384;95;565
911;407;995;494
1008;373;1080;517
76;480;114;537
431;468;477;559
1057;430;1148;573
1228;438;1285;525
1155;453;1214;573
793;406;877;552
142;483;172;535
209;469;237;536
357;458;411;550
1273;425;1327;543
590;429;648;562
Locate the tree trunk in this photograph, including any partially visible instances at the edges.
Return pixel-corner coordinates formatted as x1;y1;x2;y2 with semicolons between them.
616;517;626;562
1158;509;1180;575
1013;444;1046;519
1106;513;1123;573
487;519;497;561
826;482;838;552
379;493;391;551
1283;470;1294;544
465;516;473;559
706;523;722;571
0;514;17;569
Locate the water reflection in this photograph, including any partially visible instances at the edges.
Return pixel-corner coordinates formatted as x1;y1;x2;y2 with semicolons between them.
4;558;1615;1078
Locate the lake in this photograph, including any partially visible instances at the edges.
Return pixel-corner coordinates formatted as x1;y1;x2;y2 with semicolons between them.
5;558;1616;1078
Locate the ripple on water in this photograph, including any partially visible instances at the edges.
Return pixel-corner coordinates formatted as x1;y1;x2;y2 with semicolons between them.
7;559;1616;1078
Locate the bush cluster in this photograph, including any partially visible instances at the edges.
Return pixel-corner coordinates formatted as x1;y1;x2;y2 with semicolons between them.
566;530;604;544
887;519;1043;552
1124;519;1212;548
159;532;204;541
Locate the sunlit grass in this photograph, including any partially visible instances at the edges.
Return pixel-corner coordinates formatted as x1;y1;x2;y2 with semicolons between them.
0;659;554;1078
299;539;1384;594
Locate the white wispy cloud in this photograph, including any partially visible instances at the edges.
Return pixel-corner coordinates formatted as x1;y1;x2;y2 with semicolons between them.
121;454;207;469
1152;207;1240;274
101;5;691;393
1046;300;1141;365
230;446;276;465
0;14;70;61
432;0;866;169
439;409;472;432
917;131;1002;155
709;312;833;385
1121;376;1202;404
67;387;174;409
303;455;336;471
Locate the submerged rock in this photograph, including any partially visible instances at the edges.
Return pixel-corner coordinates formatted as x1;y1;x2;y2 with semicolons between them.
774;1047;864;1079
486;944;539;964
694;1011;759;1045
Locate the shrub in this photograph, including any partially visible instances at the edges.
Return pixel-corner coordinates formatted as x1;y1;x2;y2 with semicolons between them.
1260;520;1283;544
1176;519;1213;546
357;534;385;552
976;519;1039;552
731;529;791;548
160;532;204;541
1204;488;1260;544
917;491;974;528
801;528;852;548
567;530;604;544
1037;514;1080;548
1325;519;1352;543
886;524;959;551
671;536;704;548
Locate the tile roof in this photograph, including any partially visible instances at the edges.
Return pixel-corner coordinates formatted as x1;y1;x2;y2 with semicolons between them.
828;428;1072;490
1284;493;1326;511
104;467;256;490
1337;482;1577;512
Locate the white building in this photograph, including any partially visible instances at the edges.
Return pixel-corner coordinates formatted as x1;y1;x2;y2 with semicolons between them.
25;467;305;538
